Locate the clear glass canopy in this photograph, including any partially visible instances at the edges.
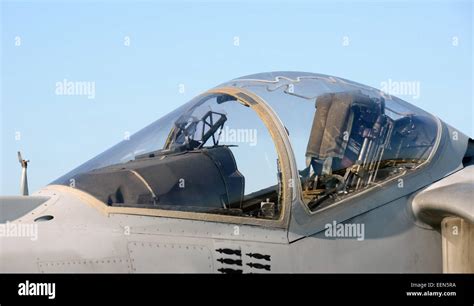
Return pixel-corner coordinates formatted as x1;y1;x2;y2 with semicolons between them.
221;72;439;210
53;72;439;215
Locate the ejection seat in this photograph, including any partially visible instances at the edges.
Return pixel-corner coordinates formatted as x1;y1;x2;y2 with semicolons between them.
301;91;389;208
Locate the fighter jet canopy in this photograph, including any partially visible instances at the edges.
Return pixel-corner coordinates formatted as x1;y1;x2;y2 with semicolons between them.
52;72;439;220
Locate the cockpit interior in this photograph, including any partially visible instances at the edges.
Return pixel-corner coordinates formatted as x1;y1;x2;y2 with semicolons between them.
300;91;437;210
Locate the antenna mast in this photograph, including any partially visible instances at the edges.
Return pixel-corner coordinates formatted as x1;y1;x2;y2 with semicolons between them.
17;151;29;196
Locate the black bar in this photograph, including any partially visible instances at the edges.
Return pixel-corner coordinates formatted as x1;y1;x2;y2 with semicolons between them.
0;274;472;305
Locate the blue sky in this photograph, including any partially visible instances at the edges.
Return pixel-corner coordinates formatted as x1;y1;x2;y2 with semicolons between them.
1;0;472;195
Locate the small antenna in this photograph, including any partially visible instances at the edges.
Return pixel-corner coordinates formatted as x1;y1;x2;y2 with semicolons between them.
18;151;29;196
